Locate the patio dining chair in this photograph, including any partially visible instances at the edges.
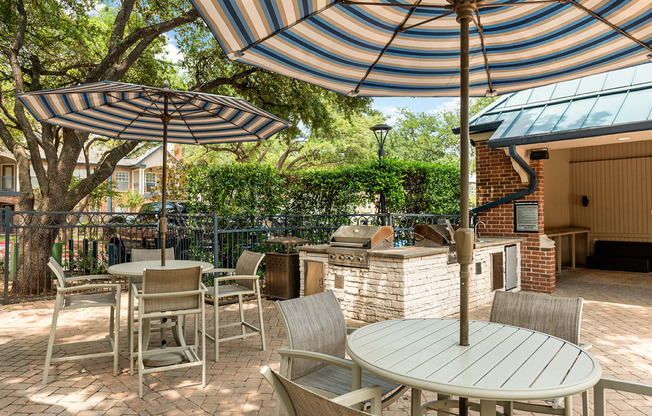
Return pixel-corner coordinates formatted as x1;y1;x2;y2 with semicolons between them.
261;365;382;416
43;257;121;385
275;290;408;415
490;290;587;416
128;247;175;374
134;266;206;398
204;250;266;361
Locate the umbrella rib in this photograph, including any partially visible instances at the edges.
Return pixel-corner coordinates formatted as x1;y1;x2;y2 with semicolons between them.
168;97;202;144
343;1;450;9
177;96;266;141
104;91;165;118
401;11;454;32
241;0;345;55
473;10;495;95
478;0;564;7
353;0;423;95
112;95;163;139
566;0;652;53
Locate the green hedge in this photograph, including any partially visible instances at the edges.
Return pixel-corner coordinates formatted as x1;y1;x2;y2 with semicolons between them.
186;159;460;216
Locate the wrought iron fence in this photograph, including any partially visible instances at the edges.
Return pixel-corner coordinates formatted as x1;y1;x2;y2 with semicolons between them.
1;207;460;304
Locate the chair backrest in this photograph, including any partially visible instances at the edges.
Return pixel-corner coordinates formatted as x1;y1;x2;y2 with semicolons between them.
261;366;368;416
47;257;66;289
131;247;175;262
276;290;347;379
141;266;202;314
234;250;264;289
490;291;583;345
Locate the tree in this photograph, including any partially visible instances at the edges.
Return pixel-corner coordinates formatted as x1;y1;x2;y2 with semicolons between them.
0;0;372;294
150;160;186;202
386;97;497;166
119;189;144;212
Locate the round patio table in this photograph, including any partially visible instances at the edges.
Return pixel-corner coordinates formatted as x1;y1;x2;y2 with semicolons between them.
108;260;214;368
346;318;601;416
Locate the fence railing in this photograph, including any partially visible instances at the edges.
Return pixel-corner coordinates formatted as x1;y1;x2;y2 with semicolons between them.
1;208;460;304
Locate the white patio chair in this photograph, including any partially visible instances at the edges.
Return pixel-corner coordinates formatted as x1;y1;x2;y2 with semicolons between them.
490;291;587;416
43;257;121;385
204;250;266;361
261;366;381;416
594;378;652;416
128;247;175;374
134;266;206;398
275;290;408;415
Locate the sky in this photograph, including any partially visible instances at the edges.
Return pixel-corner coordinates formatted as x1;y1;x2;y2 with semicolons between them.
372;97;459;124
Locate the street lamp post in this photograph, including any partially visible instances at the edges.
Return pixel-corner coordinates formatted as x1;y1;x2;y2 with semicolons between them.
370;123;392;219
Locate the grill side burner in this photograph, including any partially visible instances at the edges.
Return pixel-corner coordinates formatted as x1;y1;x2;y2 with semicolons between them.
327;225;394;268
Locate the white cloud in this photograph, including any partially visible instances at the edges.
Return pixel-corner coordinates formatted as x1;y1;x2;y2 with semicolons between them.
429;98;459;114
377;105;401;125
159;36;184;64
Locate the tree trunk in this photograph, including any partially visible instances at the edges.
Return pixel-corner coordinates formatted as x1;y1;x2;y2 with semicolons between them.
11;213;63;297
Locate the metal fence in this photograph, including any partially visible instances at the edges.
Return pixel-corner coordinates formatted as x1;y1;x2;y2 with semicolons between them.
1;207;459;304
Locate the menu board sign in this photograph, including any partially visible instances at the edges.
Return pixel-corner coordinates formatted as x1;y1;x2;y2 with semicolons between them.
514;201;539;233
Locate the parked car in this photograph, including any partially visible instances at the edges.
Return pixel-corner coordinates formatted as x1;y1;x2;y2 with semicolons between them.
104;201;201;262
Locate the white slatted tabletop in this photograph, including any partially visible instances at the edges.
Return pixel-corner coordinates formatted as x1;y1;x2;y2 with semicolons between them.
108;260;215;277
346;319;601;415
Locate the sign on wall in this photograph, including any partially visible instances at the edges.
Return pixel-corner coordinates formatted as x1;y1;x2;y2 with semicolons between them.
514;201;539;233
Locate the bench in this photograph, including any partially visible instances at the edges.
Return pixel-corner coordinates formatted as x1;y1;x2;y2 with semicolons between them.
587;241;652;273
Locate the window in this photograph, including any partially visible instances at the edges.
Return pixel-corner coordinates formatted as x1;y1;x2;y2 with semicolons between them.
145;172;157;192
114;171;129;192
73;168;88;179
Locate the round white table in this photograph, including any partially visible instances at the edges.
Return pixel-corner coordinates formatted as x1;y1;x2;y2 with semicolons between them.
108;260;214;369
346;318;602;416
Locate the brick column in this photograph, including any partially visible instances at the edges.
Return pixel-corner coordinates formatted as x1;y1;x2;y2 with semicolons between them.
475;141;556;292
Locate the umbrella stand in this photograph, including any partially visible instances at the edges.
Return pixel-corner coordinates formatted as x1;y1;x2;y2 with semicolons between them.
159;92;170;266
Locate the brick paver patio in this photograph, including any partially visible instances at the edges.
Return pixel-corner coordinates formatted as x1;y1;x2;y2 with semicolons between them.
1;268;650;415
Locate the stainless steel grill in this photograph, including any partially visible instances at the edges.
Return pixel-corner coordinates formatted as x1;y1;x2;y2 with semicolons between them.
327;225;394;268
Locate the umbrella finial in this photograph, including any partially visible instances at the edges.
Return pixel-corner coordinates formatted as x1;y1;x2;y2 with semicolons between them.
162;80;171;89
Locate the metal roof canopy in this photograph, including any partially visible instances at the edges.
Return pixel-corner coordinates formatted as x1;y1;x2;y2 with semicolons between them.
467;63;652;148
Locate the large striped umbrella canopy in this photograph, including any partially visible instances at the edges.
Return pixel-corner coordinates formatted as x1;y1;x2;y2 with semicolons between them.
16;80;291;265
189;0;652;97
16;81;290;144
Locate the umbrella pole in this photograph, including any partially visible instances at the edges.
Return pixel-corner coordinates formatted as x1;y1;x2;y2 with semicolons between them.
456;3;474;414
160;93;170;266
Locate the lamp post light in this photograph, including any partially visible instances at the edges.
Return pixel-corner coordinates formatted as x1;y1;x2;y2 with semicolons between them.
370;123;392;219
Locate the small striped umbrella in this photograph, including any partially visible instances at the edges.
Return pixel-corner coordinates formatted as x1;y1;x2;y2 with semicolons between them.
188;0;652;351
16;80;291;265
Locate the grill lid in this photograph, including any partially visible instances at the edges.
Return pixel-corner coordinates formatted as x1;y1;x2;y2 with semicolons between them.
329;225;394;249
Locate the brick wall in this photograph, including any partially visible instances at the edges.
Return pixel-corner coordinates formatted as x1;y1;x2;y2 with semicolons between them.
475;141;556;292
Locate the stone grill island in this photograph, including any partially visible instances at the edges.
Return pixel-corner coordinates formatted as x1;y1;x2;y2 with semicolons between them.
299;227;521;322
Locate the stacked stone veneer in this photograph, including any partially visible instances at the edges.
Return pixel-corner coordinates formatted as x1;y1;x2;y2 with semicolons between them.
475;141;556;292
299;242;520;323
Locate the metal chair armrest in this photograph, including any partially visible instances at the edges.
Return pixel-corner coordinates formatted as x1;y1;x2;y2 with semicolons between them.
65;274;115;282
332;386;382;416
213;274;259;283
277;347;359;371
57;283;121;293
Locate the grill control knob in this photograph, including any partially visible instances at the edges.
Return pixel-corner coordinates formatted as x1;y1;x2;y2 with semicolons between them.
330;254;336;259
347;255;353;261
357;257;364;262
339;255;345;260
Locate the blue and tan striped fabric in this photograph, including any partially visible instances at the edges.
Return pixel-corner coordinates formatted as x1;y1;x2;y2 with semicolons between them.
16;81;291;144
189;0;652;97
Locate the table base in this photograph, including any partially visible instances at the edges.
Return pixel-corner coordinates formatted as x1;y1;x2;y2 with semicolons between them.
144;351;187;367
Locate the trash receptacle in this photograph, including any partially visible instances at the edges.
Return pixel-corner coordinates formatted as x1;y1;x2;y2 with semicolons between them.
265;236;309;300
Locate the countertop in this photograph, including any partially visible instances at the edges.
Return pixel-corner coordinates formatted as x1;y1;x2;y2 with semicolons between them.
297;238;520;259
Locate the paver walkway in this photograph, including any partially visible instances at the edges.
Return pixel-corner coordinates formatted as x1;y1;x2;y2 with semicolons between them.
0;268;650;415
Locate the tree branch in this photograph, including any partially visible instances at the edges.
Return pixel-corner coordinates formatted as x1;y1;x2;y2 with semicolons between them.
87;8;199;82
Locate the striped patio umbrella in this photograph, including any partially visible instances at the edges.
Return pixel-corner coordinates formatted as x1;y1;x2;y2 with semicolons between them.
16;80;291;265
188;0;652;350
